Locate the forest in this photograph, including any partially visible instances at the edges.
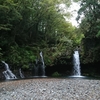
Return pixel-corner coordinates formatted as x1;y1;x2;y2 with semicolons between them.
0;0;100;78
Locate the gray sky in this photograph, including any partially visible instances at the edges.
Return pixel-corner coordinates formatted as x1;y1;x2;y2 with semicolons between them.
59;2;80;27
68;2;80;27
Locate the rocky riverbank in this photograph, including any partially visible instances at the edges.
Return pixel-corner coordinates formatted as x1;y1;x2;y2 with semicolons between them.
0;78;100;100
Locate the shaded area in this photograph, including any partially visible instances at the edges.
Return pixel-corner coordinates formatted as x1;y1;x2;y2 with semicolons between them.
81;61;100;77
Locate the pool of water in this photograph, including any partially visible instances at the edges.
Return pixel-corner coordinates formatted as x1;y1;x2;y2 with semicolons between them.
0;75;100;83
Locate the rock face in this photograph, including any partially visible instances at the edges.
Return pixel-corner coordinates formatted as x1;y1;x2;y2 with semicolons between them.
0;78;100;100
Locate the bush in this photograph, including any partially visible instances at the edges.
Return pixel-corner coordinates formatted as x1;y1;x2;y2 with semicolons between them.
52;72;61;77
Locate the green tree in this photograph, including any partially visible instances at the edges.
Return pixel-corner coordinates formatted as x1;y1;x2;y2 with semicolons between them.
0;0;82;68
77;0;100;63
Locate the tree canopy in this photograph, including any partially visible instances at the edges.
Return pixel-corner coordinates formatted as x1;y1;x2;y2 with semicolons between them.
0;0;83;68
76;0;100;63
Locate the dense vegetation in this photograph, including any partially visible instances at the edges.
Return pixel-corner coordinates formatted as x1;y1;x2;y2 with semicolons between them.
0;0;83;69
77;0;100;64
1;0;100;77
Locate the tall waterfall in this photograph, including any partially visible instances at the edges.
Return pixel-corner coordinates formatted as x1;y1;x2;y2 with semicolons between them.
73;51;81;76
33;51;46;77
2;61;17;79
39;51;45;76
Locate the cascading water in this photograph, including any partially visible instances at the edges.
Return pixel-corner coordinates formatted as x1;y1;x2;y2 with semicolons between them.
69;50;85;78
33;51;46;77
2;61;17;79
73;50;81;76
19;68;25;78
39;51;45;76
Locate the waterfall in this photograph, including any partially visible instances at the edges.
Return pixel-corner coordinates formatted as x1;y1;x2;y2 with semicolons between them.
19;68;25;78
71;51;84;77
33;51;46;77
68;50;85;78
73;51;81;76
39;51;45;76
2;61;17;79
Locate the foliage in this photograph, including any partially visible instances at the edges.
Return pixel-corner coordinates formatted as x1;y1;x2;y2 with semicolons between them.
0;0;83;69
77;0;100;64
52;71;61;77
4;45;36;68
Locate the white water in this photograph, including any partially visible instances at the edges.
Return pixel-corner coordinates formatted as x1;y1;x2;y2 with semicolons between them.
69;50;85;78
33;51;46;77
69;50;86;78
39;51;45;76
40;52;44;67
73;51;81;76
19;68;25;78
2;61;17;79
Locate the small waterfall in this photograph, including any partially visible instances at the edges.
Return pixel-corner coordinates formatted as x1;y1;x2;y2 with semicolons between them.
72;51;81;77
19;68;25;78
39;51;45;76
33;51;46;77
2;61;17;79
40;52;44;67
